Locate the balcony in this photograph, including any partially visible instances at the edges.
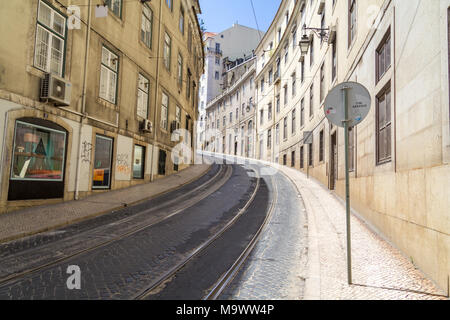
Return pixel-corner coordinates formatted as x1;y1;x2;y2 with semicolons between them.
206;47;222;56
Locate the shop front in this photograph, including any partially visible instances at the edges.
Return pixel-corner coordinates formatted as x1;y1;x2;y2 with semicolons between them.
8;118;67;201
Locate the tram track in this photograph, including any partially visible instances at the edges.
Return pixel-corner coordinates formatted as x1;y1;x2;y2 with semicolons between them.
134;165;278;300
0;164;232;287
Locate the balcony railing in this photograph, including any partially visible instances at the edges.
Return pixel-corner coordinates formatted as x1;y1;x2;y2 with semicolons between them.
206;47;222;56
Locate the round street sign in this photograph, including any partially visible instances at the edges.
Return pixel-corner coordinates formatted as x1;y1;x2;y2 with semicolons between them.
324;82;371;128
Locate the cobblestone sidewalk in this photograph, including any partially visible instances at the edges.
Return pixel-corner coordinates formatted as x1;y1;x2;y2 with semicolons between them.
278;166;447;300
0;164;210;244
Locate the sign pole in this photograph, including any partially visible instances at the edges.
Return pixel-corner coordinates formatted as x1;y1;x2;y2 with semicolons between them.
342;86;352;285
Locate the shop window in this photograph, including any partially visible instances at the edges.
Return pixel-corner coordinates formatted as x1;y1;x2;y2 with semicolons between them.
11;120;66;181
93;135;113;189
9;118;67;201
133;145;145;179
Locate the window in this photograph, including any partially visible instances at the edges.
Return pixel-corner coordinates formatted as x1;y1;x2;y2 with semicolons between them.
93;135;113;189
349;0;357;46
301;59;305;83
283;117;288;140
177;54;183;87
284;44;289;64
376;85;392;164
230;112;233;123
291;151;295;167
292;73;296;97
300;98;305;127
261;78;265;93
319;130;324;162
310;37;314;66
268;103;272;121
179;6;185;34
99;46;118;104
215;71;219;80
284;85;288;105
215;57;220;65
11;120;66;182
105;0;122;18
260;110;264;125
308;142;313;166
186;69;191;99
161;92;169;130
292;109;296;134
320;63;325;102
267;129;272;148
34;0;66;76
176;105;181;127
283;154;287;166
137;74;149;119
141;4;153;49
133;145;145;179
163;32;171;71
320;7;326;43
223;116;226;126
276;95;280;113
309;83;314;117
188;24;192;52
332;37;337;82
300;146;304;169
236;108;239;120
376;30;391;82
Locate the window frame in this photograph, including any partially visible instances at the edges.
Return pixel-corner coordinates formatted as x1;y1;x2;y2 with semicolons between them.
141;3;153;49
99;45;119;104
34;0;67;77
376;83;392;165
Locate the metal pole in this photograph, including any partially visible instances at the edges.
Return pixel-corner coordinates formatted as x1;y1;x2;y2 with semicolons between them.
343;86;352;285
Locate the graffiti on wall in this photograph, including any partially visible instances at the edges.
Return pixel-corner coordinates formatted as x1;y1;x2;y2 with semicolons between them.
116;153;131;175
81;141;93;163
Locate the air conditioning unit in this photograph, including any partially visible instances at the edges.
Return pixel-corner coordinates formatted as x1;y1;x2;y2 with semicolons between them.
40;73;72;106
141;119;152;133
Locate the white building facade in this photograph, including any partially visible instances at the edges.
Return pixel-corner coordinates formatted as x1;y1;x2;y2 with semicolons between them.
254;0;450;292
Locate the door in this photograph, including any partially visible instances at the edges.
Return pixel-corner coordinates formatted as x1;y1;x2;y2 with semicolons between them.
93;135;113;189
330;132;337;190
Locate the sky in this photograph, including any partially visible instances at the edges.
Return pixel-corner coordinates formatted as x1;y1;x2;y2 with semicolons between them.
198;0;282;34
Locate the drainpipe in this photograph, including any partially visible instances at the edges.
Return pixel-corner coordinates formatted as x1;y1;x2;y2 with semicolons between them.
74;0;91;200
0;110;10;200
149;0;163;182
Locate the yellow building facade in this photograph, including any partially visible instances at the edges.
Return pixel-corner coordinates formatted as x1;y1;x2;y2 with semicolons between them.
0;0;204;213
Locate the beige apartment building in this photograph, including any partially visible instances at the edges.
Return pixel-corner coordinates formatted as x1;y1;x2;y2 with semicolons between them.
204;57;256;157
0;0;204;213
254;0;450;291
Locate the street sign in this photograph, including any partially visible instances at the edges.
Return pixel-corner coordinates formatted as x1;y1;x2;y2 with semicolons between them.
324;82;371;128
323;81;371;285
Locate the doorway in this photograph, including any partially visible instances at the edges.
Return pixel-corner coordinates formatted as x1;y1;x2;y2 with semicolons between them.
330;132;337;190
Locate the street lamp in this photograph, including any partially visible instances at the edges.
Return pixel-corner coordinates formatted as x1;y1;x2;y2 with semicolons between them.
299;34;311;56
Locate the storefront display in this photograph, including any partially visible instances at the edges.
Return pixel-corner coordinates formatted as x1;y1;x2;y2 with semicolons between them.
93;135;113;189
